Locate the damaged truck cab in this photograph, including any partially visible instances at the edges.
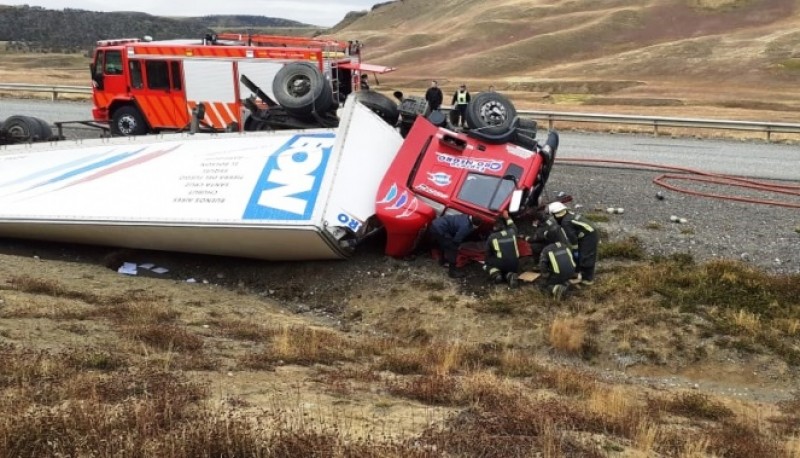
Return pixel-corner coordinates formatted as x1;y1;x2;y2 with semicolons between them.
376;113;559;257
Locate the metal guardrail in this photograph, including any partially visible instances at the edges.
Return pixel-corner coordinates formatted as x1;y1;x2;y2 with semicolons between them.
0;83;92;100
439;105;800;142
522;110;800;142
1;84;799;141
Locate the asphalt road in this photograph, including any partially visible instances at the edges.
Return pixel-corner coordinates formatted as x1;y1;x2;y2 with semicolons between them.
2;99;798;181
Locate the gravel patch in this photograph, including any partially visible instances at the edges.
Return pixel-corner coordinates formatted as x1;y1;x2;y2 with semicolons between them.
545;163;799;275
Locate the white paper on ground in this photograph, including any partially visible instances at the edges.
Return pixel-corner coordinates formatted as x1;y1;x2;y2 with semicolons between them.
118;262;138;275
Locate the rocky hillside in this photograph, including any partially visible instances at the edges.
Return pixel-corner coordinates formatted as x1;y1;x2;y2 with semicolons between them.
0;5;315;52
335;0;800;116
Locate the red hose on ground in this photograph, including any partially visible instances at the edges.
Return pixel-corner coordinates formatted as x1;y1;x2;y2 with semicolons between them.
557;158;800;209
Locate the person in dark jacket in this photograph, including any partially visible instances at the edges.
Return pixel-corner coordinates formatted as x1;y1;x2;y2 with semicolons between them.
539;241;575;300
359;74;370;90
424;80;444;112
549;202;598;285
483;211;521;288
450;84;471;128
429;213;479;278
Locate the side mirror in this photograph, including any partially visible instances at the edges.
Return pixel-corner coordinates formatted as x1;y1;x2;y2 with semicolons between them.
509;189;523;213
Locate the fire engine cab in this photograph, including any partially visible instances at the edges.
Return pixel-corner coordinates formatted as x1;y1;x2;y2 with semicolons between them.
90;33;395;136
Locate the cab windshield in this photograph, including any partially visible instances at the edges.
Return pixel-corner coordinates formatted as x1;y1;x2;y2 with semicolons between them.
457;173;515;211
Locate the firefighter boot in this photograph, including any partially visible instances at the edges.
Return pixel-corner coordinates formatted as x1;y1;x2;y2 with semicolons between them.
449;266;466;279
551;284;567;301
490;271;504;284
506;272;519;288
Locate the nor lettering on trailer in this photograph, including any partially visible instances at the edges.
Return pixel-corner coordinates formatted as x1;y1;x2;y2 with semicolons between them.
243;133;335;221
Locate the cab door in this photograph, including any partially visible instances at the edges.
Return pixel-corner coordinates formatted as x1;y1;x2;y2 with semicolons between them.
91;49;128;117
129;59;189;130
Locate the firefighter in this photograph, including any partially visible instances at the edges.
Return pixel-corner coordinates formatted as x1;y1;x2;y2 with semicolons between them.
483;211;521;288
429;213;480;278
525;209;571;261
548;202;598;285
425;80;444;112
450;84;471;128
539;241;576;300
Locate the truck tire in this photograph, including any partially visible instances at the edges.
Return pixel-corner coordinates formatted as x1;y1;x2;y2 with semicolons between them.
465;92;517;136
272;62;330;116
1;115;40;143
111;106;148;136
31;116;53;141
356;90;399;126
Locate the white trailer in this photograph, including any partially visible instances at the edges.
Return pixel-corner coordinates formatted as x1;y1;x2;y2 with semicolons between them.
0;98;403;260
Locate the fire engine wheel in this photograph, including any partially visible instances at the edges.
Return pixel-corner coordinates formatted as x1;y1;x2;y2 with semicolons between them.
111;106;148;136
2;115;43;143
273;62;330;116
465;92;517;136
355;90;400;126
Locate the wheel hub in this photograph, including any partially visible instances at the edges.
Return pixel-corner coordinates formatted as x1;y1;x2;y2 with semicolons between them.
289;77;311;97
480;101;507;126
119;116;136;135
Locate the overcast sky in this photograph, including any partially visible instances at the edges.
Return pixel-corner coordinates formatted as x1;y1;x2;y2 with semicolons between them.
5;1;385;27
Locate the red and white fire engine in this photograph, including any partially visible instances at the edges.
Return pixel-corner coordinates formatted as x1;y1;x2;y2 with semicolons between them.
89;33;395;136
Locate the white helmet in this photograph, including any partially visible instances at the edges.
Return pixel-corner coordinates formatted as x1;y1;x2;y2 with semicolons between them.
548;201;569;216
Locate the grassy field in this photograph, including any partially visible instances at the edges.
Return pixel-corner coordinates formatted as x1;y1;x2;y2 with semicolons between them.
1;245;799;456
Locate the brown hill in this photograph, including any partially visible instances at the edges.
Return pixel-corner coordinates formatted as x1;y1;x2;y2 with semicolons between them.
338;0;800;121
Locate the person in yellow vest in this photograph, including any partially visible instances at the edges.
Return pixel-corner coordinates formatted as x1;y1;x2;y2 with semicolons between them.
450;84;471;128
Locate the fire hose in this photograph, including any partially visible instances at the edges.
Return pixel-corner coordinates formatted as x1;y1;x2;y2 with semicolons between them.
556;158;800;209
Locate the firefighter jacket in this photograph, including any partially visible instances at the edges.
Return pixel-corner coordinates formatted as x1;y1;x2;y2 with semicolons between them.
486;218;519;261
540;242;576;279
431;214;474;244
560;212;597;250
528;215;570;246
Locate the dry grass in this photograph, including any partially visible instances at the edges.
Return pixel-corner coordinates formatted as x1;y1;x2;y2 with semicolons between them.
240;324;366;369
549;316;586;355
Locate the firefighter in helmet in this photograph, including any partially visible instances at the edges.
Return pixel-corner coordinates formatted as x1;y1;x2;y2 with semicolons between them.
549;201;598;285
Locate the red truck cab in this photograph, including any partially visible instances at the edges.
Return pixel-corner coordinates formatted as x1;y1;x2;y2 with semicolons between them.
376;115;555;257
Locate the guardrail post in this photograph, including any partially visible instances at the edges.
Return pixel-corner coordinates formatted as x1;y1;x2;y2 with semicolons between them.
52;91;58;101
547;115;554;131
653;120;659;137
766;127;772;143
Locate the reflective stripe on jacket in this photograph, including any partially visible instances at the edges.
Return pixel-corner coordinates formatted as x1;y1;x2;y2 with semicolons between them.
561;212;596;249
488;226;519;260
541;242;575;275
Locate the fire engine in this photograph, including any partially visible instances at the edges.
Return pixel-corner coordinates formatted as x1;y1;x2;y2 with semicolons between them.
89;33;396;136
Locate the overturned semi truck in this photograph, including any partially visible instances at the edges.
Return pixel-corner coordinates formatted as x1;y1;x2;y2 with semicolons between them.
0;93;558;261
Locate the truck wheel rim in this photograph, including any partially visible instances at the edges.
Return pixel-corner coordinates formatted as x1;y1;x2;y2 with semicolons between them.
479;100;508;126
288;76;311;97
6;125;28;140
119;115;136;134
